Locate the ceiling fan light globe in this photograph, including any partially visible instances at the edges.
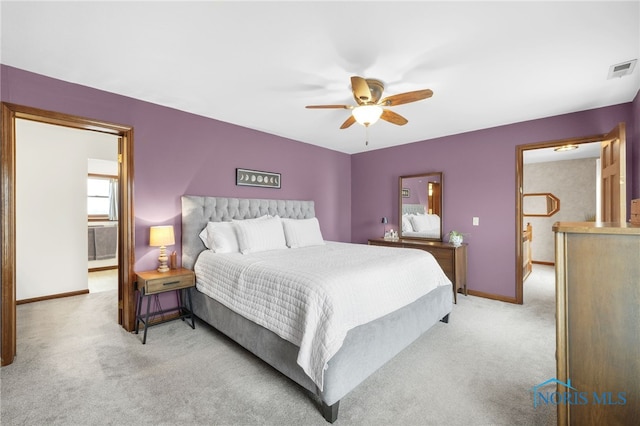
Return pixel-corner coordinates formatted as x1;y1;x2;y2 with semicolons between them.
352;105;383;126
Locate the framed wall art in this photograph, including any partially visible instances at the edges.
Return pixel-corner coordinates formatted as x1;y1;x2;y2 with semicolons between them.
236;168;281;189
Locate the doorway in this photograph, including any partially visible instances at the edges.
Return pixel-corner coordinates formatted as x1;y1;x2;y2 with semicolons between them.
1;103;135;366
16;120;119;302
514;123;627;304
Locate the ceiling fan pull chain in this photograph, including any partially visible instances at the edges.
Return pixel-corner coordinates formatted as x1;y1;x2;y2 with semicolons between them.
365;125;369;146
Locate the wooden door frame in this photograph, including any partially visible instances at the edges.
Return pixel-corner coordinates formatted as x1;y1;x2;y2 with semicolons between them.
1;102;135;366
515;133;606;304
600;124;627;223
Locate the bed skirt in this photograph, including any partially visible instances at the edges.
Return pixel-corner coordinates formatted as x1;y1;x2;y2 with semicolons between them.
190;282;453;408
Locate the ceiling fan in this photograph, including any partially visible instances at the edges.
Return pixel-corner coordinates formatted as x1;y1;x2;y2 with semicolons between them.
305;76;433;129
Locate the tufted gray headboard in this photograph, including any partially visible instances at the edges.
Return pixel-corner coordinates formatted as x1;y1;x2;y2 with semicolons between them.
181;195;316;270
402;204;427;215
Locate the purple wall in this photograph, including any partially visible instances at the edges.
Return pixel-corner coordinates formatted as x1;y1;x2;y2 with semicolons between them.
352;101;637;301
1;65;352;273
2;65;637;302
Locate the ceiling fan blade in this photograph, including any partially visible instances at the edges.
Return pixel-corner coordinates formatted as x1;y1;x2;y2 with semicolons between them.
381;109;408;126
305;104;352;109
351;76;373;104
379;89;433;107
340;115;356;129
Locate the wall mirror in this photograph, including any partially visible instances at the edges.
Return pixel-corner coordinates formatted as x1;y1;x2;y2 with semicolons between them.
523;193;560;217
399;172;443;241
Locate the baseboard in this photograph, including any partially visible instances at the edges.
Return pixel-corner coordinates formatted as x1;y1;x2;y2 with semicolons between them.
89;265;118;272
17;289;90;305
532;261;555;266
467;261;555;304
465;289;518;304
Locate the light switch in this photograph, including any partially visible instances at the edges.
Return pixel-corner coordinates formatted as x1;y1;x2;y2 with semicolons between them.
472;217;479;226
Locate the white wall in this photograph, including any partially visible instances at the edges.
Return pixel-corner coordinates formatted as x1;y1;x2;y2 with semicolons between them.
16;119;118;300
523;157;597;263
88;158;118;175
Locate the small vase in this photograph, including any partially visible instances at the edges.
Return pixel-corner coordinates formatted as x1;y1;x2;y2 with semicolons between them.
450;235;463;247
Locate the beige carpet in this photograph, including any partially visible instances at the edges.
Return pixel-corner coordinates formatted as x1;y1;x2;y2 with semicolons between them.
1;265;556;425
88;269;118;293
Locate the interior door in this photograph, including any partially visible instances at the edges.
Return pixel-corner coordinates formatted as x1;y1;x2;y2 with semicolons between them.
600;123;627;223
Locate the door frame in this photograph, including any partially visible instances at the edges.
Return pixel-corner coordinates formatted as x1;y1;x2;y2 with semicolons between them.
1;102;135;366
515;133;606;304
600;124;627;223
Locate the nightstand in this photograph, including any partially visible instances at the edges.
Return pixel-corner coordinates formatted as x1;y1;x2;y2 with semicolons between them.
135;268;196;344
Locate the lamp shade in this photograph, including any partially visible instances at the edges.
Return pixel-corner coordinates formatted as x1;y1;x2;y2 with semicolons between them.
352;105;383;126
149;225;175;247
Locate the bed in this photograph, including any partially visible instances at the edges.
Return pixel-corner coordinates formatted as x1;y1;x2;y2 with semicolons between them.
401;208;441;239
181;195;453;422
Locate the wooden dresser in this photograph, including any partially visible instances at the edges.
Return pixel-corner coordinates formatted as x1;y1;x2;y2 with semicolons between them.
553;222;640;425
368;238;467;303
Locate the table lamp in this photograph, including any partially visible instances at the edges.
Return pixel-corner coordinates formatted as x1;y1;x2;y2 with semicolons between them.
149;225;175;273
381;217;388;237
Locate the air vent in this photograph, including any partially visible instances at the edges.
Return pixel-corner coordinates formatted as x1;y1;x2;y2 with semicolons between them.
607;59;637;79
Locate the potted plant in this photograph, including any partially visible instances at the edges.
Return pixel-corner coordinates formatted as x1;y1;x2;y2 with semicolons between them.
447;230;466;246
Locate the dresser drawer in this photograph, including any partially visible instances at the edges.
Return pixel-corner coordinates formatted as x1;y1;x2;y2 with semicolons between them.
422;248;454;270
136;269;195;295
145;275;193;294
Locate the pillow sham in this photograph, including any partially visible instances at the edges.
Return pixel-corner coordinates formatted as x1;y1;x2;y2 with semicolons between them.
281;217;325;248
402;215;414;232
198;221;240;253
410;214;438;232
233;215;287;254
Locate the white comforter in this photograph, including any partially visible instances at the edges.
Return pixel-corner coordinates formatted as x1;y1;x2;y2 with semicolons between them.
194;241;451;390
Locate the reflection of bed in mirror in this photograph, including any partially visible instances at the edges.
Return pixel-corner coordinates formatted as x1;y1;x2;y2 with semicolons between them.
401;204;441;238
399;172;443;241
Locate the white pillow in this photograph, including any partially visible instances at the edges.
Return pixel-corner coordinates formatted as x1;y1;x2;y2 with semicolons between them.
233;216;287;254
428;214;440;228
410;214;441;233
402;215;414;232
198;221;240;253
410;214;435;232
281;217;325;248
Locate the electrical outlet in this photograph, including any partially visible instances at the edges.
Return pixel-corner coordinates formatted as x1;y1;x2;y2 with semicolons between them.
473;217;479;226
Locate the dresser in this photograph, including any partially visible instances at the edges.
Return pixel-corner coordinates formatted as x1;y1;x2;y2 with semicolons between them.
368;238;467;303
553;222;640;425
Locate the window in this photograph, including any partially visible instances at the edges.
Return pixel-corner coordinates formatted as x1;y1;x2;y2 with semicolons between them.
88;174;116;220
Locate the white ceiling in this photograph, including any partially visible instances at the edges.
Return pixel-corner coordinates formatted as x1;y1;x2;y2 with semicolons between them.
1;1;639;155
523;141;601;164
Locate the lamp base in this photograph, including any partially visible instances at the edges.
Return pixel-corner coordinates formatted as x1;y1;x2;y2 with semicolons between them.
157;246;170;273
